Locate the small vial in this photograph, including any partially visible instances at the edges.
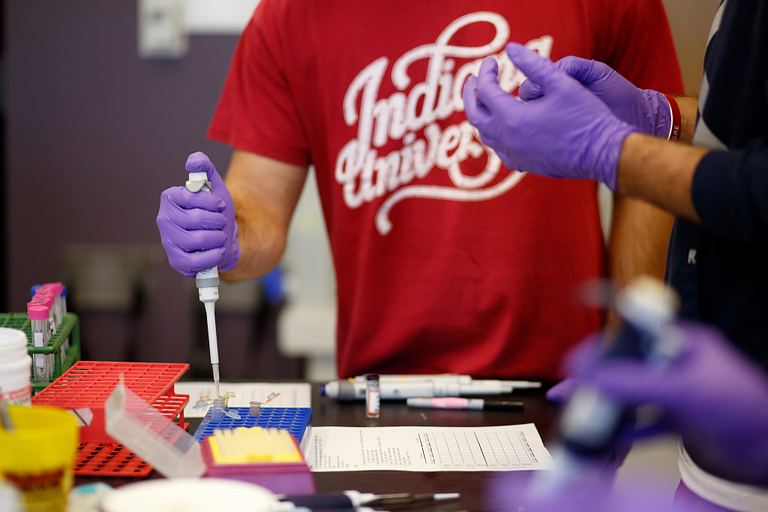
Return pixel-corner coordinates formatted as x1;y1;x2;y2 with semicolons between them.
210;399;226;421
366;374;380;419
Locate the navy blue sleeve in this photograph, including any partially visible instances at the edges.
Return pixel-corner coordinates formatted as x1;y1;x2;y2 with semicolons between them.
692;138;768;246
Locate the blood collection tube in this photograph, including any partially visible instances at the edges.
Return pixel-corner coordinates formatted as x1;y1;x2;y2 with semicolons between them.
43;283;64;330
32;291;56;337
366;374;381;419
27;303;51;383
59;285;69;350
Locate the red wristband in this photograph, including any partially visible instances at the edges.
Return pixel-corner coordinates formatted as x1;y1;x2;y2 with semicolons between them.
663;94;681;141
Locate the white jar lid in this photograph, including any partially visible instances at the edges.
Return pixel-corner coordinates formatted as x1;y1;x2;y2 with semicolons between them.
0;328;28;356
100;478;276;512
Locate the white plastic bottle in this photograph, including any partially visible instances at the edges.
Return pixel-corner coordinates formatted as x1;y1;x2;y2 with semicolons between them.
0;328;32;405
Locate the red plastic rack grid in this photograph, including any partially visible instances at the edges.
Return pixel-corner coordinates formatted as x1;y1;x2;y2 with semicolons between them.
70;389;190;477
33;361;190;477
75;443;153;477
32;361;189;443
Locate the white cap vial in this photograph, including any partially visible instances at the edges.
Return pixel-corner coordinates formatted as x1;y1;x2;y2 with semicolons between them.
366;374;380;419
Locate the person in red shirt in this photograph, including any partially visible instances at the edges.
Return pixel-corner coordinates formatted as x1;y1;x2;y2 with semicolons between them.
157;0;684;380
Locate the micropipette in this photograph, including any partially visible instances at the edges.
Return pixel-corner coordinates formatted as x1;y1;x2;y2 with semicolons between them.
530;276;681;496
185;169;222;399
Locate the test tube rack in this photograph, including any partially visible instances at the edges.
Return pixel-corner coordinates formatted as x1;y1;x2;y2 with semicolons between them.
32;361;190;477
0;312;81;392
194;407;313;455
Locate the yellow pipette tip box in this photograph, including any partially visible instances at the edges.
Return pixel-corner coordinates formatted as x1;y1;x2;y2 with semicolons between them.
201;426;315;495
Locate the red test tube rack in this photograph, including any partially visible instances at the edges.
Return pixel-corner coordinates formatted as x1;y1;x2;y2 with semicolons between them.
31;361;190;477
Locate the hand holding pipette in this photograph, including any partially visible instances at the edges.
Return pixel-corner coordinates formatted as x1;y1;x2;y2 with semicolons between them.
156;152;240;398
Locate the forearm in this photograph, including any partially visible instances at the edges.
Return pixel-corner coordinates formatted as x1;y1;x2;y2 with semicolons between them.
608;195;674;284
615;133;708;222
219;149;308;282
671;95;699;144
223;191;290;281
604;194;674;330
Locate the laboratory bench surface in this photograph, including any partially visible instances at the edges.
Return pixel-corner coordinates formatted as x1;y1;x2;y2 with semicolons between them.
75;382;560;511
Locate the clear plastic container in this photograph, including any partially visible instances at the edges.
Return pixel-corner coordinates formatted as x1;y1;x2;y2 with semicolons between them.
104;378;206;478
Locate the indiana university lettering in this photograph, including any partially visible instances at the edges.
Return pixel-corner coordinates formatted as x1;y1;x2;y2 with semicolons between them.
334;12;553;234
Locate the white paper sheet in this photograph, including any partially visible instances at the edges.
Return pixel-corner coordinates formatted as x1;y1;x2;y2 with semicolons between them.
174;381;312;418
305;424;554;472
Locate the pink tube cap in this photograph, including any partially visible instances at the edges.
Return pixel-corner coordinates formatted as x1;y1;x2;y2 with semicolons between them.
45;282;64;294
27;303;49;320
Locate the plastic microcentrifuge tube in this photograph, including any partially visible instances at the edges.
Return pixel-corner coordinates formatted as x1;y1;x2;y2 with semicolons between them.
27;303;51;383
185;166;222;400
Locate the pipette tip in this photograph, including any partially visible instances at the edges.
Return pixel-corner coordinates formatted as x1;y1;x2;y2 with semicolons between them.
212;363;220;399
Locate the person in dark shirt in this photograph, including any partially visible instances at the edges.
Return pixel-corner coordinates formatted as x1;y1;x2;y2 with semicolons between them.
463;0;768;509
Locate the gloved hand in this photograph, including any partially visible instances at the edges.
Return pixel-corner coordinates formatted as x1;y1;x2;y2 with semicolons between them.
156;152;240;277
488;473;700;512
518;56;672;138
546;378;579;403
566;322;768;483
462;43;638;190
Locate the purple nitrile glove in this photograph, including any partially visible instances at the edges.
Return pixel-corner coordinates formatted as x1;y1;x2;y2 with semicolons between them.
156;152;240;278
462;43;638;191
519;56;672;138
546;378;579;404
488;473;701;512
567;322;768;484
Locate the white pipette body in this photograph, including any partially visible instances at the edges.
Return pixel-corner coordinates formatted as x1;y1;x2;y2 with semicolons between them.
186;171;222;399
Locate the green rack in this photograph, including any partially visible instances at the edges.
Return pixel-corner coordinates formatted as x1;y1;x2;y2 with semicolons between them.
0;312;81;392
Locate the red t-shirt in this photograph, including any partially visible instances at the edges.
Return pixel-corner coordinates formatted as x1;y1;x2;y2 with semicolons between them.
209;0;684;380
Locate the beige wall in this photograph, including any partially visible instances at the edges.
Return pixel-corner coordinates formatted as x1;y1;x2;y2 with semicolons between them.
662;0;723;95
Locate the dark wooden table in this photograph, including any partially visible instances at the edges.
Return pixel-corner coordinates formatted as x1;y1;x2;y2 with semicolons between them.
77;383;560;512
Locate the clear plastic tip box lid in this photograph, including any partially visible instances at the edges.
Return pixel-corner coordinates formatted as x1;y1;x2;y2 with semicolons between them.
105;378;206;478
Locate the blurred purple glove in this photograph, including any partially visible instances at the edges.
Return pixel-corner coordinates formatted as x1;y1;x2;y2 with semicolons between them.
518;56;672;138
567;322;768;483
156;152;240;278
462;43;638;191
546;378;579;403
488;473;701;512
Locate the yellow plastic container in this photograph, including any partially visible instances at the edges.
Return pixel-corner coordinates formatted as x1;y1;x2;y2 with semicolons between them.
0;405;78;512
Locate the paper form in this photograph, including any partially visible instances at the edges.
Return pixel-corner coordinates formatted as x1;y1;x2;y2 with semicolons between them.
174;381;312;418
305;424;554;472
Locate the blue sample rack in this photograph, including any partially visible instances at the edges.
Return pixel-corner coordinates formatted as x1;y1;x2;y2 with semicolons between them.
194;407;313;453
